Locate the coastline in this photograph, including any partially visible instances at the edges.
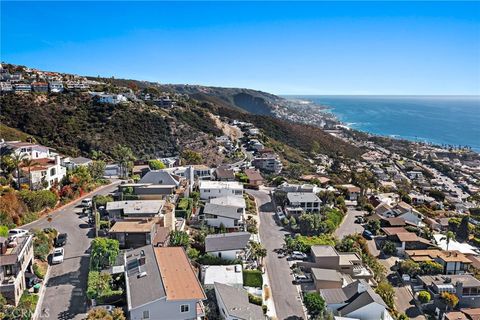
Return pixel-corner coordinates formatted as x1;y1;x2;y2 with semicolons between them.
277;95;480;154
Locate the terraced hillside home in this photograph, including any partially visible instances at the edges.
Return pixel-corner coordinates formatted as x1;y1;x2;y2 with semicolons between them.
286;192;322;213
203;202;244;230
124;246;206;320
1;141;52;160
310;245;373;281
405;249;471;275
0;235;34;305
205;232;251;261
199;181;243;200
20;156;66;189
320;280;392;320
106;200;166;220
417;274;480;309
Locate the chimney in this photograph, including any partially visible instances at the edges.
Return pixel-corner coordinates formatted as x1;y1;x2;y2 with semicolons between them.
55;155;61;165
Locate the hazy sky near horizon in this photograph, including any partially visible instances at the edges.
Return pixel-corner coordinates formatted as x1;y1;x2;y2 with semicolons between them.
2;1;479;95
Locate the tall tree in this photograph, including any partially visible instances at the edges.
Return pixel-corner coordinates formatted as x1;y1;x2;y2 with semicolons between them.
441;231;455;251
112;145;135;179
11;153;26;189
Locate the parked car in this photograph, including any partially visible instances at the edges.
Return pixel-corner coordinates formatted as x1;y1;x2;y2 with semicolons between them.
55;233;68;247
94;305;115;313
81;198;92;207
52;248;64;264
290;251;308;260
8;228;29;240
276;206;286;220
294;273;313;284
355;217;364;224
362;229;373;240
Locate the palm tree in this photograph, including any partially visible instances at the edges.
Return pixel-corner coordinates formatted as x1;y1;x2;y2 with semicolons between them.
249;241;267;265
441;231;455;251
10;153;26;189
112;145;135;179
22;158;38;190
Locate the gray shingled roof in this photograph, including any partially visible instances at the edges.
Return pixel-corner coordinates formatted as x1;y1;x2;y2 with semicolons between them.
338;288;387;315
125;245;166;310
139;170;180;186
214;282;264;320
204;203;242;220
205;232;251;252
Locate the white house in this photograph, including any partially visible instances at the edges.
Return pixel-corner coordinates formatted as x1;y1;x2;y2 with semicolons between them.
320;280;389;320
199;181;243;200
202;265;243;289
205;232;251;261
287;192;322;212
20;156;66;189
1;141;51;160
203;203;244;230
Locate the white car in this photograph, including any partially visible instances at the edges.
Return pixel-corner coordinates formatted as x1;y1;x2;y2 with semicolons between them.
276;207;286;220
8;228;29;240
81;198;92;207
291;251;308;260
52;248;64;264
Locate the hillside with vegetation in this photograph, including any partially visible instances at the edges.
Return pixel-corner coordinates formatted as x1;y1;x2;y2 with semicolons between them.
0;92;224;164
1;67;363;165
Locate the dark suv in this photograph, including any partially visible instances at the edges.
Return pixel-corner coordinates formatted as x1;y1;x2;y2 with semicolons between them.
55;233;68;247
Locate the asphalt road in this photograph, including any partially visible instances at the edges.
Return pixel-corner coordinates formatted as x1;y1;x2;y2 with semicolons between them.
247;190;306;320
335;207;365;239
24;181;120;320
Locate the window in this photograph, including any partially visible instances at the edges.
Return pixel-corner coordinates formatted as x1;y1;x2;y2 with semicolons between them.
142;310;150;319
50;168;56;176
180;304;189;313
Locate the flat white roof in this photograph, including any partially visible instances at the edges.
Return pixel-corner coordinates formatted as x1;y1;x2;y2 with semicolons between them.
199;180;243;190
209;196;246;208
433;233;478;255
203;265;243;286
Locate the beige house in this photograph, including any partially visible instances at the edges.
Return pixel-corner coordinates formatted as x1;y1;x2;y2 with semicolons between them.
310;245;373;280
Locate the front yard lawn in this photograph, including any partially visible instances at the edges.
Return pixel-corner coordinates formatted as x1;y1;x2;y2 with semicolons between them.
243;270;263;288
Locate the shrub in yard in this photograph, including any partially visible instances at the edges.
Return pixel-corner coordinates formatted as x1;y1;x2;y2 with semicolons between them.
382;241;397;255
33;262;47;279
33;230;53;261
420;260;443;275
248;293;262;306
0;225;8;237
86;271;122;302
19;189;58;212
243;270;263;287
303;292;325;318
90;238;120;271
375;281;395;309
18;291;39;313
418;291;431;304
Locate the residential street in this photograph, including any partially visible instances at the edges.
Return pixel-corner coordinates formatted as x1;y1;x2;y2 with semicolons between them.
335;207;365;239
247;189;306;320
24;181;121;320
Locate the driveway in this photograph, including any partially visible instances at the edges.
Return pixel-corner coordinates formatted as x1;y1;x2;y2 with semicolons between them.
25;181;121;320
381;257;426;320
394;285;426;320
335;208;365;239
247;190;306;320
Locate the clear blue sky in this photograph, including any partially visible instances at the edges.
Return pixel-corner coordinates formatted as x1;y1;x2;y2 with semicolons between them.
2;1;479;95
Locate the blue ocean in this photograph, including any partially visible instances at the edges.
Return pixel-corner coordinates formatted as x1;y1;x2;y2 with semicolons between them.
287;95;480;151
